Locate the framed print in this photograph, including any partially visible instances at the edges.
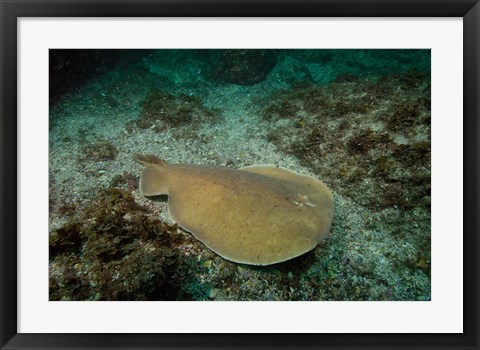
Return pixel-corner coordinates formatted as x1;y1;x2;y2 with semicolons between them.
1;1;478;350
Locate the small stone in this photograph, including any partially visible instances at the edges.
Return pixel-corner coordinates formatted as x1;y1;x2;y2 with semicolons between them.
164;249;176;258
203;250;215;259
225;159;237;167
165;258;175;266
416;257;428;270
208;288;219;299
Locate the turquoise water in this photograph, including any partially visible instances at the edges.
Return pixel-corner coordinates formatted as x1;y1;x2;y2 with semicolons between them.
49;49;431;301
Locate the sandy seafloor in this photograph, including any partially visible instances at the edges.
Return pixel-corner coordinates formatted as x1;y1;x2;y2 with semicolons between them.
49;50;431;301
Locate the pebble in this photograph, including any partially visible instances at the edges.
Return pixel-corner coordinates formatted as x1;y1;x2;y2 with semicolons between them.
208;288;219;299
225;159;236;166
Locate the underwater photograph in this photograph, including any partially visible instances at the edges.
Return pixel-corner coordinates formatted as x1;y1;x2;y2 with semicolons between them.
49;49;431;301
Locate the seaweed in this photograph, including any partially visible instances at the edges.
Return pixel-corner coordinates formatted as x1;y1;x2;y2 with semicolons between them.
347;129;392;155
392;141;430;166
302;87;329;115
264;99;298;120
263;69;431;213
375;156;396;177
386;100;420;132
136;90;219;130
109;171;139;191
83;139;117;161
49;187;183;300
399;69;429;90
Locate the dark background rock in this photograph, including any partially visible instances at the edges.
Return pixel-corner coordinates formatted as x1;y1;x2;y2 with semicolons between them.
50;49;119;105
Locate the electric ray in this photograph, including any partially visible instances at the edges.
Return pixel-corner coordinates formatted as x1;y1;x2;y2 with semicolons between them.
133;153;334;265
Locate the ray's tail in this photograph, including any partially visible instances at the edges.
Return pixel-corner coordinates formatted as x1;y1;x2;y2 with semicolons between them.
132;153;168;168
132;153;169;196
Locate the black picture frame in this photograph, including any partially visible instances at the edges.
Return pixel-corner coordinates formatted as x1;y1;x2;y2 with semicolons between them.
1;1;478;349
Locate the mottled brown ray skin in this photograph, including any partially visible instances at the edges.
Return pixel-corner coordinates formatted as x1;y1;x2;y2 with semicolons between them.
133;153;334;266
